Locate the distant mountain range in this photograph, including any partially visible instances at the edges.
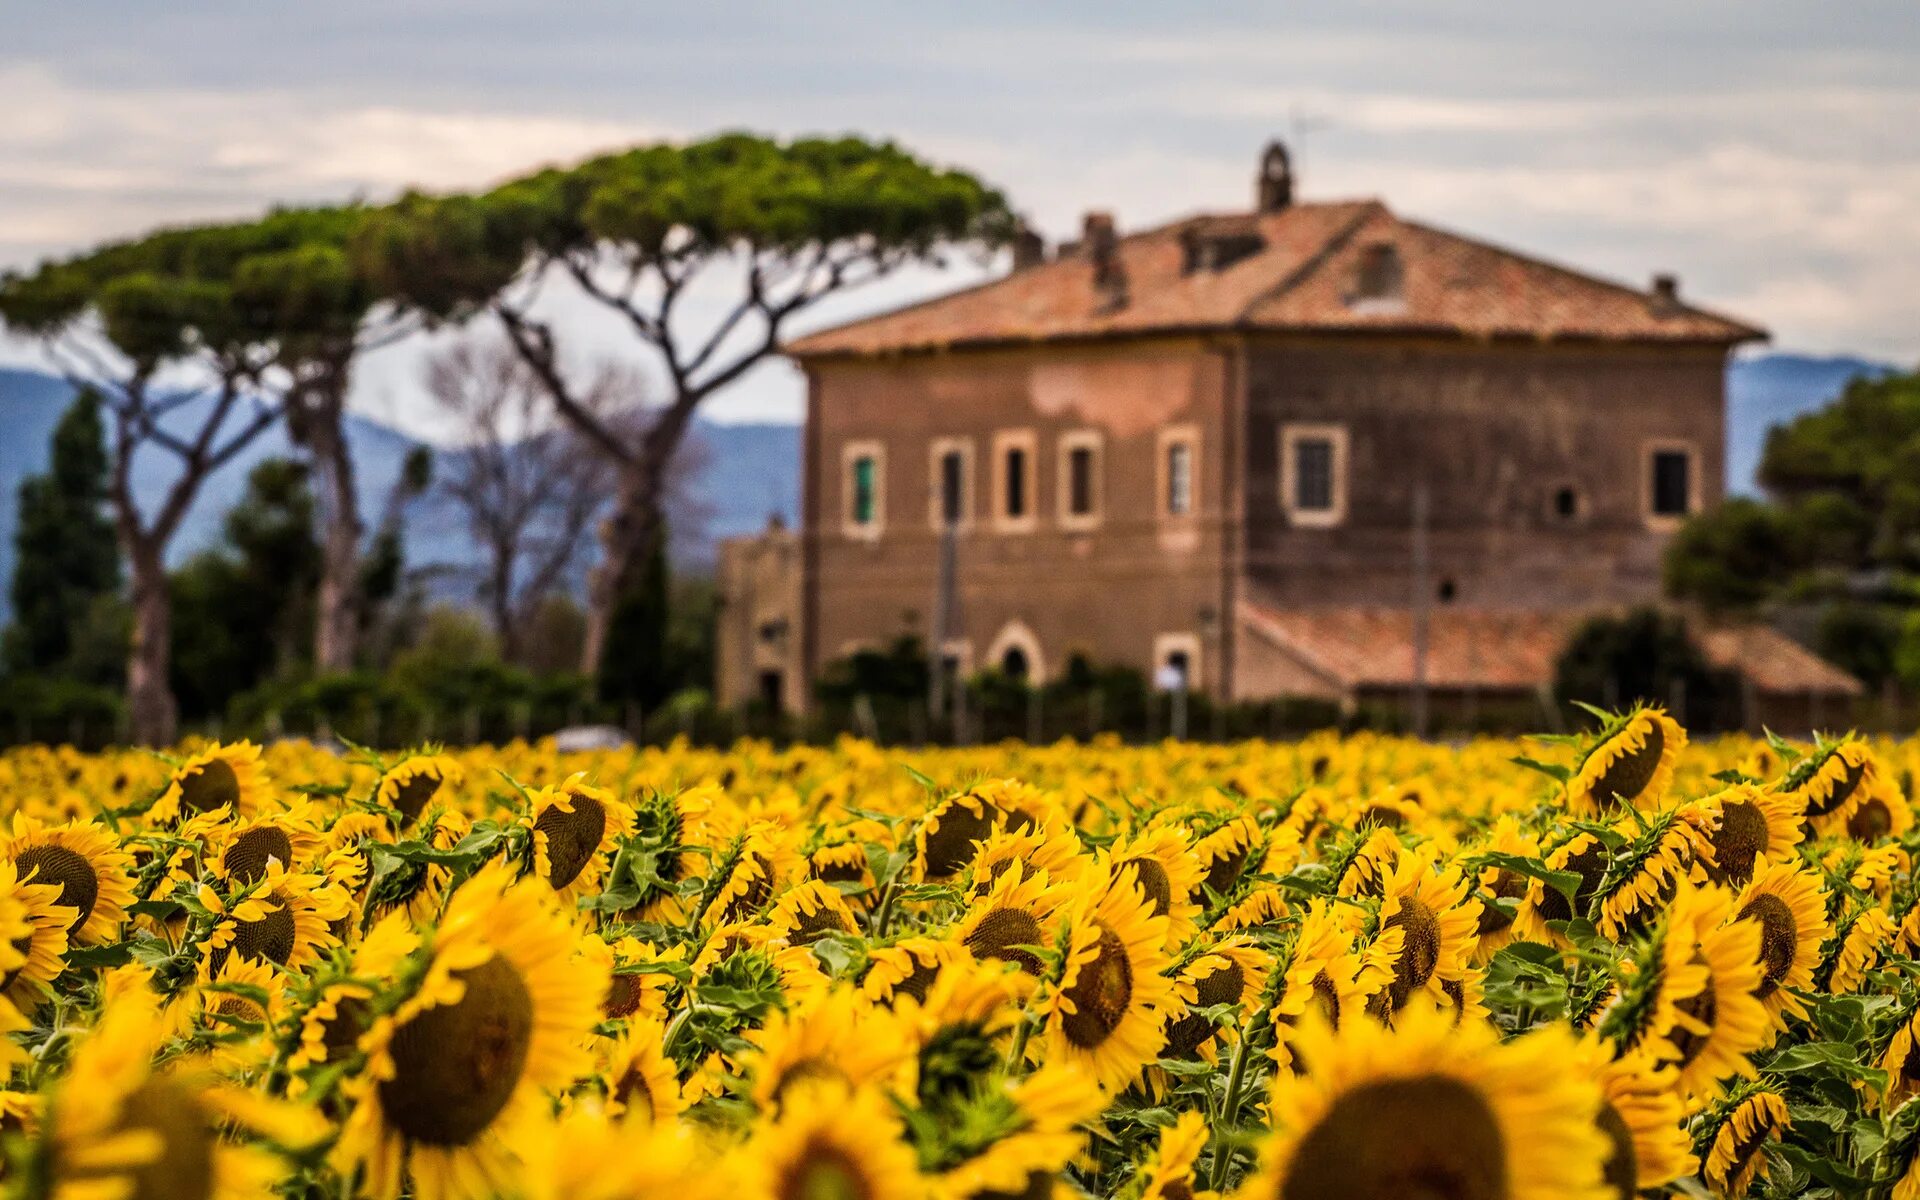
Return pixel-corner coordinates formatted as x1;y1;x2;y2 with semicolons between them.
0;351;1900;618
0;366;801;618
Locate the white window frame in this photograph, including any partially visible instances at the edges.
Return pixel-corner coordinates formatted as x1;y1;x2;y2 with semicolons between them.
927;436;976;533
1642;438;1699;531
1153;632;1203;691
1280;422;1349;528
1158;424;1200;521
1057;429;1105;532
841;439;885;541
991;428;1039;534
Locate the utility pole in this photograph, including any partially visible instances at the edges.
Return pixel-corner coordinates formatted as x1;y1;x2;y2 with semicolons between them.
1410;482;1432;739
929;513;958;722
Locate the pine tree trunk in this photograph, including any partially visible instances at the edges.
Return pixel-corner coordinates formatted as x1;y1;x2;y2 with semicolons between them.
581;470;663;678
125;538;177;746
306;391;363;673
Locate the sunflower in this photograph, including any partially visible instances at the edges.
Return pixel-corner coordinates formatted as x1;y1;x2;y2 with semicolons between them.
200;860;341;978
1690;784;1802;887
596;936;678;1023
1732;859;1828;1031
766;879;860;946
905;958;1026;1103
1271;903;1398;1068
1193;816;1262;901
1470;816;1538;963
698;822;795;927
1092;823;1201;945
1332;826;1404;900
372;752;465;829
1657;882;1770;1101
1847;779;1914;841
4;814;135;946
207;803;326;885
1876;1002;1920;1112
536;1107;720;1200
808;840;875;897
1593;899;1709;1063
1595;808;1710;939
1698;1088;1790;1198
1040;871;1174;1089
1783;736;1882;836
1140;1111;1214;1200
42;992;325;1200
746;1078;923;1200
1828;904;1897;994
524;774;634;900
149;740;272;824
864;936;970;1007
286;913;421;1082
1369;846;1480;1016
1511;831;1608;947
1572;1035;1694;1197
0;858;74;1010
953;869;1068;978
1161;938;1272;1062
600;1017;685;1125
928;1064;1106;1200
970;818;1086;901
746;987;912;1112
1245;1005;1611;1200
1565;707;1686;814
916;787;1020;882
336;863;605;1200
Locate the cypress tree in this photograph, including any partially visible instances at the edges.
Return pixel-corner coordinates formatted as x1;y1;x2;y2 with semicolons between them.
5;388;120;675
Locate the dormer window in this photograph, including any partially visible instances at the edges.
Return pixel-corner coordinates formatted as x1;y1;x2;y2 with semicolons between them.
1348;242;1406;314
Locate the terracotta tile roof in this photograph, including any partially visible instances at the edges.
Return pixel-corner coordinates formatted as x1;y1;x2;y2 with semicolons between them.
789;200;1766;358
1237;603;1859;697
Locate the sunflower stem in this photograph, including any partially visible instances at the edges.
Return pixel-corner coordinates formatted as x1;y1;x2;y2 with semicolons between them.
872;877;903;939
1207;1023;1253;1192
1005;1008;1036;1073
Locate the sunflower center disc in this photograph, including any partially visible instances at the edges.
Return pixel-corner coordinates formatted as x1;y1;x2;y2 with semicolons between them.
1738;892;1798;998
1162;960;1245;1058
787;901;853;945
1121;857;1174;917
1386;896;1441;1005
1711;802;1769;884
719;853;777;923
15;845;99;932
1596;1101;1638;1200
603;973;643;1018
321;994;373;1061
1535;844;1605;924
971;1170;1052;1200
379;954;535;1146
1594;723;1663;806
96;1079;217;1200
778;1141;876;1200
1669;972;1718;1066
389;772;444;826
1280;1074;1507;1200
535;794;606;888
224;827;294;885
179;759;240;817
1310;969;1342;1029
1061;925;1133;1048
1201;843;1249;896
612;1063;654;1120
232;890;298;965
965;907;1045;975
1848;798;1892;841
922;802;1001;880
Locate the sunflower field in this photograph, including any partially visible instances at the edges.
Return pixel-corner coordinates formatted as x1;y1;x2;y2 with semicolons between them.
0;709;1916;1199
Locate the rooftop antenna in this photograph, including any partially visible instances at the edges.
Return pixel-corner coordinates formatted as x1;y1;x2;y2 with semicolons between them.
1288;104;1332;185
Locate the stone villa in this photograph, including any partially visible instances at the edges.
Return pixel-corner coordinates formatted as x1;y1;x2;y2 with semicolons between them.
717;142;1859;726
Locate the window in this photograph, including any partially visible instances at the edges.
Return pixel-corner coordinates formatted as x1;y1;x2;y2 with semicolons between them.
1281;423;1349;527
842;441;884;538
1167;442;1193;516
986;621;1045;684
991;429;1037;533
1152;633;1203;690
1651;449;1692;518
1004;446;1028;518
927;437;973;531
1058;430;1104;530
852;458;876;523
1000;645;1030;681
1552;485;1580;522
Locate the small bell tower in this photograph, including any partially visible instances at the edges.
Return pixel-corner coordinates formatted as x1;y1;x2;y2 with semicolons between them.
1256;140;1294;212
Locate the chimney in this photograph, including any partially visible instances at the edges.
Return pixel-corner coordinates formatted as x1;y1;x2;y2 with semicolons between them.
1257;139;1295;211
1010;221;1046;271
1649;272;1681;316
1084;211;1127;309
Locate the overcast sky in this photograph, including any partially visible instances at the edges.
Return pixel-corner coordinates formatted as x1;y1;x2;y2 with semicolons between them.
3;1;1916;440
